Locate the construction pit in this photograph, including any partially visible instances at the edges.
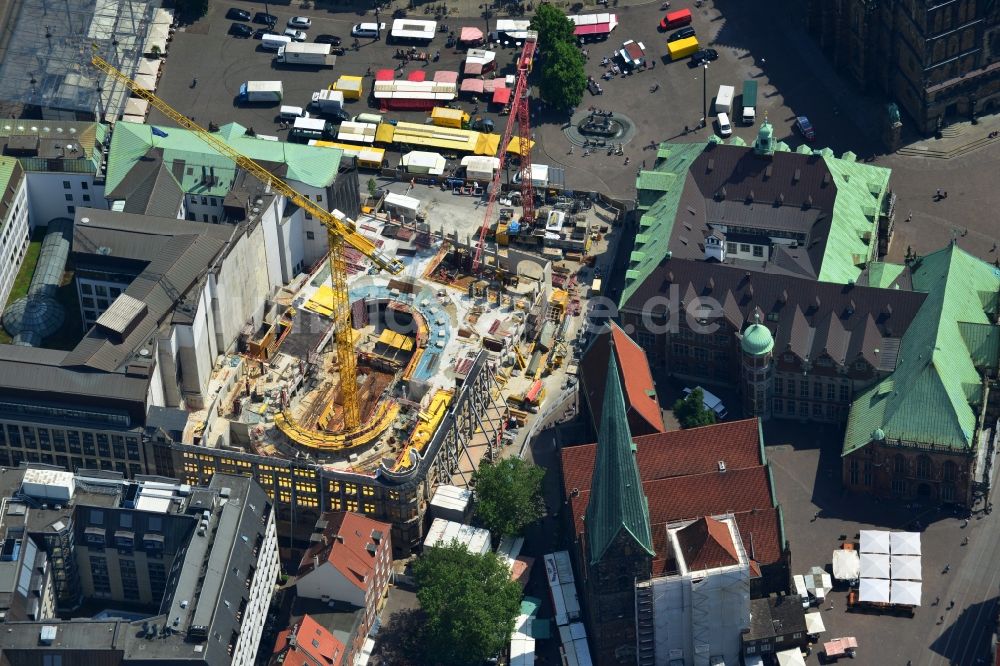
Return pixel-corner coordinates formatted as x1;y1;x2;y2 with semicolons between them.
181;183;620;481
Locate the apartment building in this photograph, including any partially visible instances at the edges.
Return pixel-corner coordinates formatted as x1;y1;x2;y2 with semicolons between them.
0;157;29;308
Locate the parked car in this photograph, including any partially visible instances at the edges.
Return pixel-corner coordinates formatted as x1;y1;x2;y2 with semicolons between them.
227;8;251;21
314;34;342;45
253;11;277;25
253;27;270;39
716;112;733;137
318;108;352;124
690;48;719;66
667;26;696;42
287;16;312;28
284;28;307;41
229;22;253;37
795;115;816;141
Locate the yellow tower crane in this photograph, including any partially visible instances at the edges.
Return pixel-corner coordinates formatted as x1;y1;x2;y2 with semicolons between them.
90;49;404;431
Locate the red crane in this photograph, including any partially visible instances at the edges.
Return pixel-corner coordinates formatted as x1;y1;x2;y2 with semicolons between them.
472;32;538;274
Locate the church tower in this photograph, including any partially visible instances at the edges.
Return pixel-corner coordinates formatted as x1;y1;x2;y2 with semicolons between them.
582;350;655;665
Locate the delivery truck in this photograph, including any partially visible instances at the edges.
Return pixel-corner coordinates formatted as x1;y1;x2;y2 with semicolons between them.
238;81;283;104
277;43;336;67
667;36;699;61
714;84;735;114
742;80;758;125
311;89;345;113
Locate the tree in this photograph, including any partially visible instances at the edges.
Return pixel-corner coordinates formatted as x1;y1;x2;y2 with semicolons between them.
413;543;522;666
672;388;718;429
472;457;545;537
538;40;587;113
529;3;576;52
367;177;378;197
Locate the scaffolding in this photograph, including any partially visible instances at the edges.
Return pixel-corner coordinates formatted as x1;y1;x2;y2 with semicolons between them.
0;0;158;119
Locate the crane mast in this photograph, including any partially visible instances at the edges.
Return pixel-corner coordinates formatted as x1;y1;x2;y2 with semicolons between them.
472;32;537;274
90;48;403;432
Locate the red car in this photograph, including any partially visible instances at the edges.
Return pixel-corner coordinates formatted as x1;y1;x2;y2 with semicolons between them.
795;116;816;141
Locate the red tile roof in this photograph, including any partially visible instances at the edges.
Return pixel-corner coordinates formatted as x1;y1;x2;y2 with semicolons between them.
271;614;345;666
562;418;783;572
581;323;666;436
676;517;740;571
562;418;764;495
297;511;390;592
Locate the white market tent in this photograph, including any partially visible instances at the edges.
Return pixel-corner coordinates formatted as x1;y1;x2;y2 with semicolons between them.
776;648;808;666
890;531;921;556
890;579;922;606
804;612;826;635
890;555;922;581
859;552;890;579
859;577;891;603
832;549;860;581
401;151;446;175
860;530;891;554
804;566;833;599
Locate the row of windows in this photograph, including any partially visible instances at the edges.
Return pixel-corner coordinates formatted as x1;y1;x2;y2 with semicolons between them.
673;343;729;363
774;377;851;402
726;242;765;258
773;399;843;420
0;426;139;459
0;449;142;476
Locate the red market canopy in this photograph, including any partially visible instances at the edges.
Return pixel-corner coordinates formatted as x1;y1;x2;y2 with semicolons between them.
460;78;485;93
465;61;484;76
459;26;484;42
492;86;511;105
375;69;395;81
406;70;427;82
433;70;459;83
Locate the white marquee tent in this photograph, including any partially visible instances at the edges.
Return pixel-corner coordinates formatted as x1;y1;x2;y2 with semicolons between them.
776;648;808;666
804;612;826;635
890;531;921;556
890;555;922;581
890;579;922;606
859;577;891;603
860;530;891;554
859;552;890;579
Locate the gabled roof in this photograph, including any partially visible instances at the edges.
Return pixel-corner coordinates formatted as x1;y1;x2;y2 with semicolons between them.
580;323;665;435
583;354;655;564
297;511;389;593
271;614;345;666
675;516;740;571
105;121;344;196
844;243;1000;453
564;418;784;575
106;149;184;218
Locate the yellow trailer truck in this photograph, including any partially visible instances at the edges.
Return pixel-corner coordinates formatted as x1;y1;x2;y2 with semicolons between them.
667;36;700;61
431;106;471;129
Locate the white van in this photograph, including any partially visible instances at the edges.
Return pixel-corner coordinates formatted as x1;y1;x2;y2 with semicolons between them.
351;22;386;38
683;386;728;419
716;112;733;137
353;112;384;125
261;34;292;51
279;105;308;121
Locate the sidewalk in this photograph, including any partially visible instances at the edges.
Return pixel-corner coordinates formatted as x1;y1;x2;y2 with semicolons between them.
895;114;1000;160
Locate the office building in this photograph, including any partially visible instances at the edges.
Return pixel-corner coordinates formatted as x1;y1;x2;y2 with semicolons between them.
0;466;279;666
0;157;30;308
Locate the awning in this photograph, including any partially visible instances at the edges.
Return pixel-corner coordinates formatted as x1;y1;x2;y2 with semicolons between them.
375;124;395;144
859;577;891;603
137;57;160;77
890;531;921;556
831;549;860;581
775;649;807;666
460;27;484;42
407;70;427;82
804;612;826;635
133;74;157;91
124;97;149;117
890;579;921;606
575;23;613;36
860;530;891;554
492;86;511;105
859;552;890;579
890;555;921;581
823;637;858;657
460;78;484;93
506;137;535;155
465;61;484;76
434;70;459;83
376;68;395;81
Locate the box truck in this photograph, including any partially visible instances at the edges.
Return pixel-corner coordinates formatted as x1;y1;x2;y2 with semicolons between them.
277;43;336;67
311;89;345;113
667;36;699;61
742;80;758;125
238;81;283;104
715;84;735;114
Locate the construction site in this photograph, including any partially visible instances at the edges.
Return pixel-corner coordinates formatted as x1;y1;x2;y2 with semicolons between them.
97;33;623;554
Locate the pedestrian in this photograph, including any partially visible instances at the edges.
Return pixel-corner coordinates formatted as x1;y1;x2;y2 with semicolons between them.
938;615;944;624
641;160;646;169
191;77;198;88
760;57;766;66
568;146;573;155
944;191;949;198
933;596;940;605
683;125;689;134
936;188;943;199
906;210;912;222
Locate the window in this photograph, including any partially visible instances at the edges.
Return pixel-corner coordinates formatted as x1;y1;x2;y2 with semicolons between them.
787;379;795;396
63;181;71;189
813;382;822;398
65;194;74;202
941;483;955;501
775;377;783;395
202;214;209;222
891;478;907;495
201;197;208;205
774;399;783;414
942;461;957;482
800;381;809;397
211;216;218;223
893;455;907;476
850;459;859;484
740;243;751;252
812;402;822;416
306;231;315;240
67;206;75;214
787;401;795;415
916;455;932;480
316;194;323;202
726;242;737;254
81;283;93;294
863;461;873;486
81;182;89;190
210;198;217;206
827;383;836;400
840;384;849;401
752;245;764;257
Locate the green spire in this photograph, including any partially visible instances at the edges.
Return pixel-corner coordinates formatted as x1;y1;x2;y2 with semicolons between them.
585;351;655;564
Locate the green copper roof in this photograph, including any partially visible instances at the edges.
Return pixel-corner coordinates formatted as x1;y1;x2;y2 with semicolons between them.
815;154;890;284
105;122;343;196
623;142;706;307
741;321;774;356
585;353;655;564
864;261;907;289
844;244;1000;455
